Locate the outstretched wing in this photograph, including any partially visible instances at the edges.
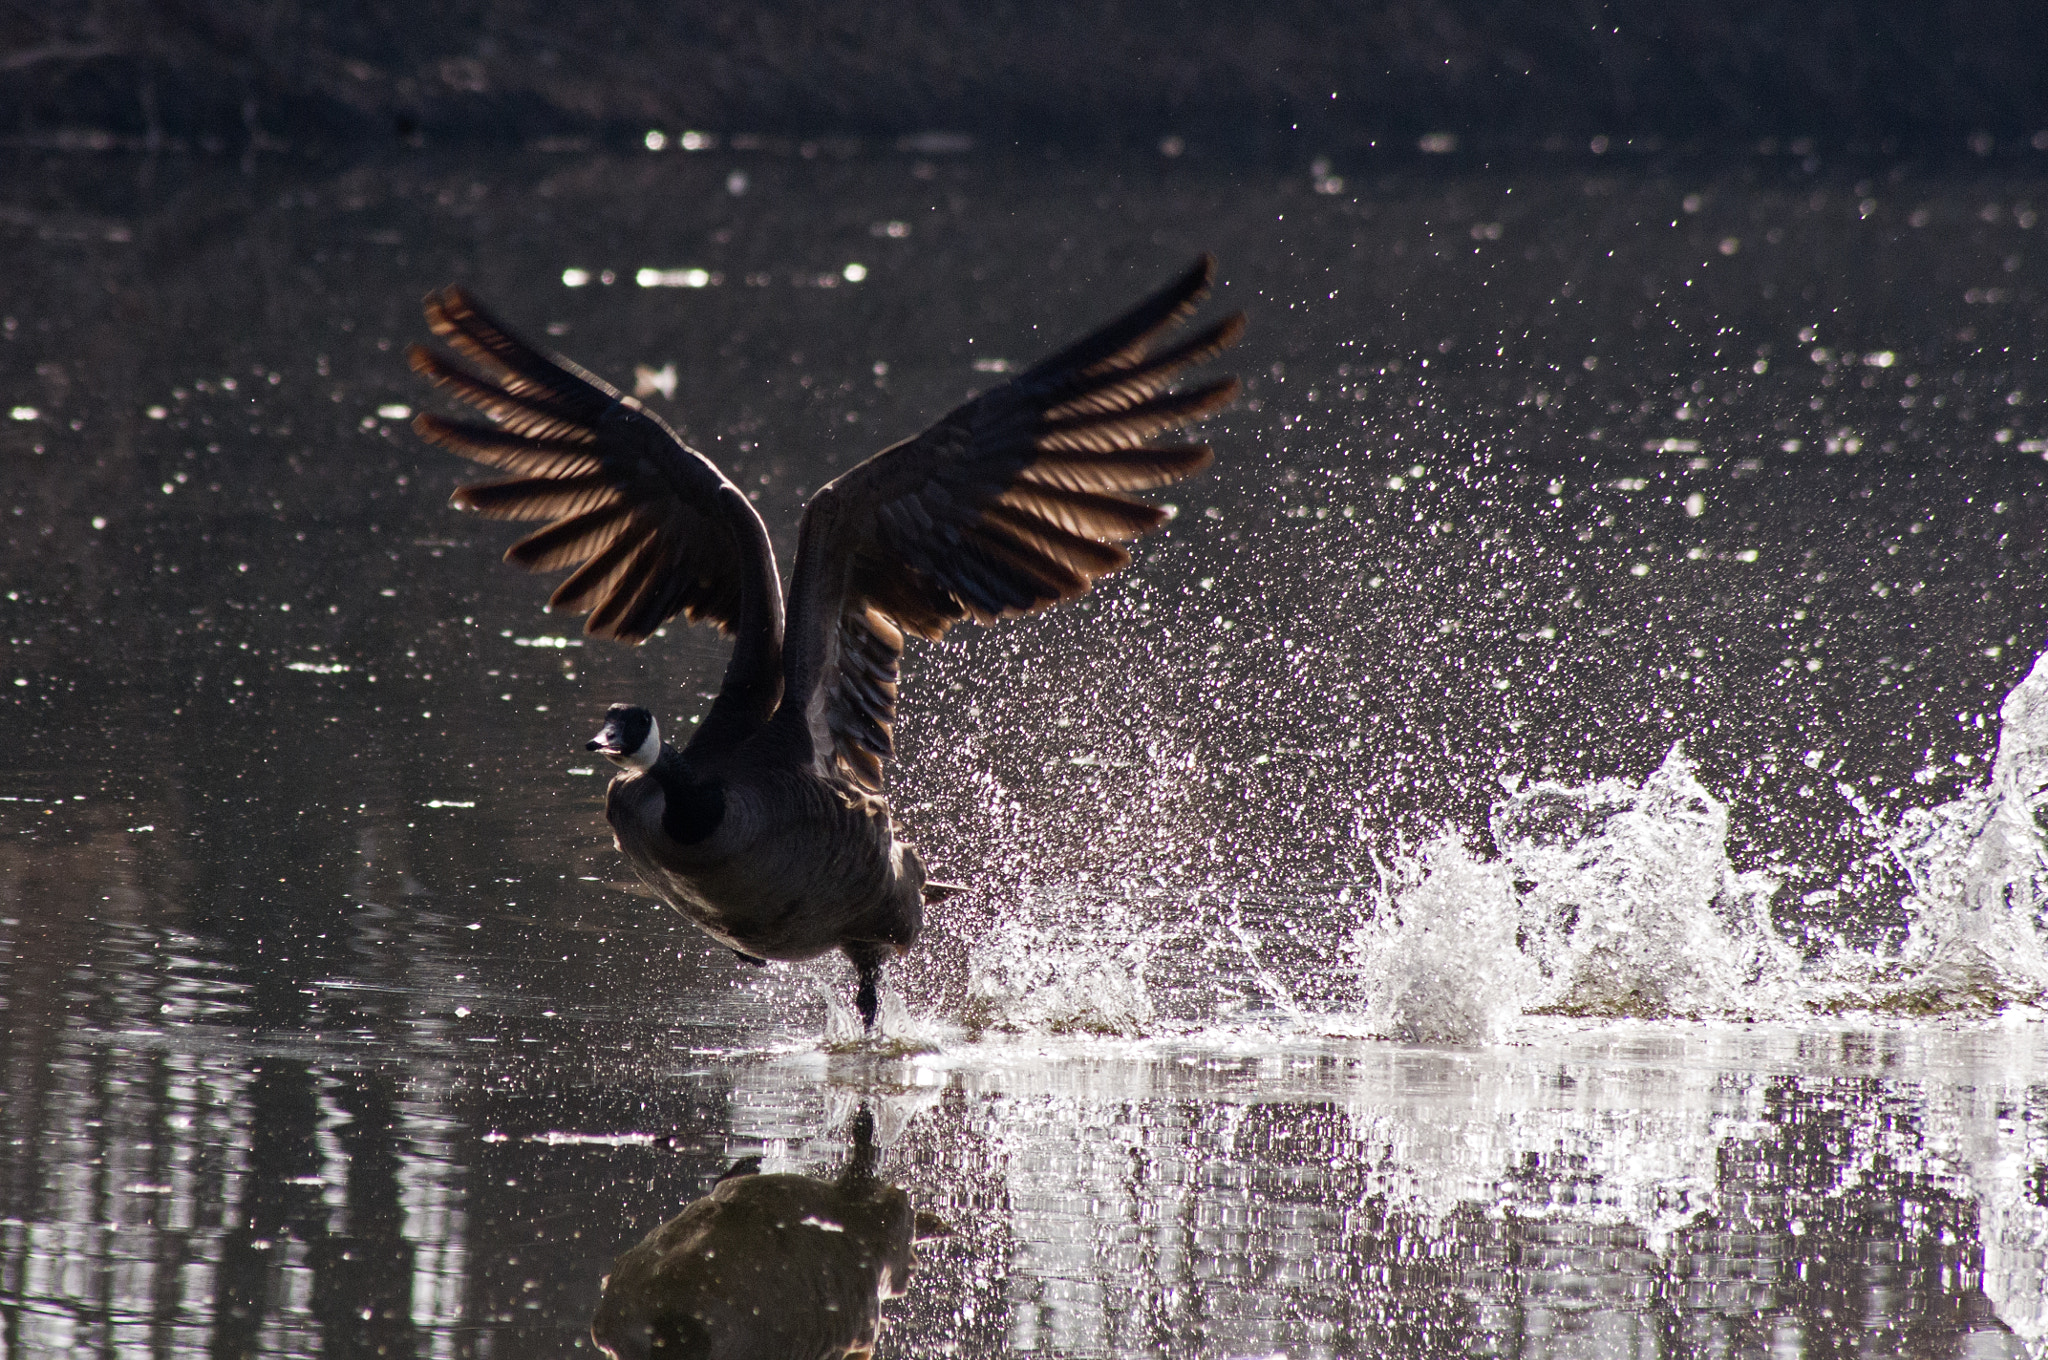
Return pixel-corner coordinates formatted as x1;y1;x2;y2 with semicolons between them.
777;255;1244;789
407;286;778;646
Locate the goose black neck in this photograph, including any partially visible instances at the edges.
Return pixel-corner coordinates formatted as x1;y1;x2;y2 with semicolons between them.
655;759;726;845
688;483;786;755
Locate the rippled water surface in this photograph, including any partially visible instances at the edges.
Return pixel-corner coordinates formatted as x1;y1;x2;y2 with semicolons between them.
5;140;2048;1356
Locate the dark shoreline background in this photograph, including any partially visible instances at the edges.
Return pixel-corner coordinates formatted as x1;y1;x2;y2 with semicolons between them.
5;2;2045;162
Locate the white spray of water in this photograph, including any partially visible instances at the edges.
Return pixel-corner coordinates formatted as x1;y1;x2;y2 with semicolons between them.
1352;648;2048;1040
1353;745;1795;1040
1349;838;1530;1043
962;888;1159;1037
1494;745;1794;1018
922;644;2048;1042
1880;646;2048;1009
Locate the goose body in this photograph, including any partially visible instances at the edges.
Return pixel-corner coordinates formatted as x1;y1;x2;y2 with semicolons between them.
605;735;923;966
408;257;1242;1027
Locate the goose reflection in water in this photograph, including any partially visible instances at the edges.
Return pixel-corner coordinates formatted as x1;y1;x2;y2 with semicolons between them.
406;258;1241;1029
591;1109;950;1360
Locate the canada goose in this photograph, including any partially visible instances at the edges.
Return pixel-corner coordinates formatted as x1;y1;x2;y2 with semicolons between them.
408;256;1242;1029
589;1108;949;1360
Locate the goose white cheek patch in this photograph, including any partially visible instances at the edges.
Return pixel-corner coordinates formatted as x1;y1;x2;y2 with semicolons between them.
623;717;662;773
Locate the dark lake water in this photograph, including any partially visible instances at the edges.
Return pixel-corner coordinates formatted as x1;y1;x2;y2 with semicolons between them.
4;138;2048;1357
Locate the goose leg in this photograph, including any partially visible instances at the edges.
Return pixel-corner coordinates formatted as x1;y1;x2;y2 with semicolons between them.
844;942;887;1031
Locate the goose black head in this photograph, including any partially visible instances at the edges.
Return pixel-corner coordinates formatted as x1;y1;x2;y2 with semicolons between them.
588;704;661;773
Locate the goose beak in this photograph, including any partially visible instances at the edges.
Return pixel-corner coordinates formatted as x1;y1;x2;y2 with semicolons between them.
587;722;627;756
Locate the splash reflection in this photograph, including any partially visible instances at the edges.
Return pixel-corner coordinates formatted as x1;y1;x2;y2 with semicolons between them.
736;1024;2048;1358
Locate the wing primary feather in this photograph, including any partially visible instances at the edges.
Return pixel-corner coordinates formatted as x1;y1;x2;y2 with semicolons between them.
979;500;1133;573
545;521;650;610
963;524;1090;598
949;534;1064;614
1044;314;1247;420
452;474;620;522
1020;446;1215;496
422;290;554;394
1036;377;1241;452
408;347;597;443
505;505;631;571
1016;254;1215;388
423;287;620;417
411;414;600;477
1007;475;1188;531
585;537;673;640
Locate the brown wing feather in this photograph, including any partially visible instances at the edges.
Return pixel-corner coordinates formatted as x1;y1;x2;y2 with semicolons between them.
409;285;774;646
1042;314;1248;420
1017;447;1216;497
452;474;621;522
1035;378;1240;452
421;288;616;419
505;505;632;572
545;521;649;612
777;255;1243;789
979;500;1132;574
410;413;603;478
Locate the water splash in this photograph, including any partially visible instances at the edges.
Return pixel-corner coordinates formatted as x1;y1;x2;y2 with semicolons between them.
1351;746;1794;1041
1494;743;1796;1020
1351;648;2048;1039
679;645;2048;1049
960;889;1159;1037
900;633;2048;1042
817;965;950;1055
1878;646;2048;1011
1350;837;1529;1043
